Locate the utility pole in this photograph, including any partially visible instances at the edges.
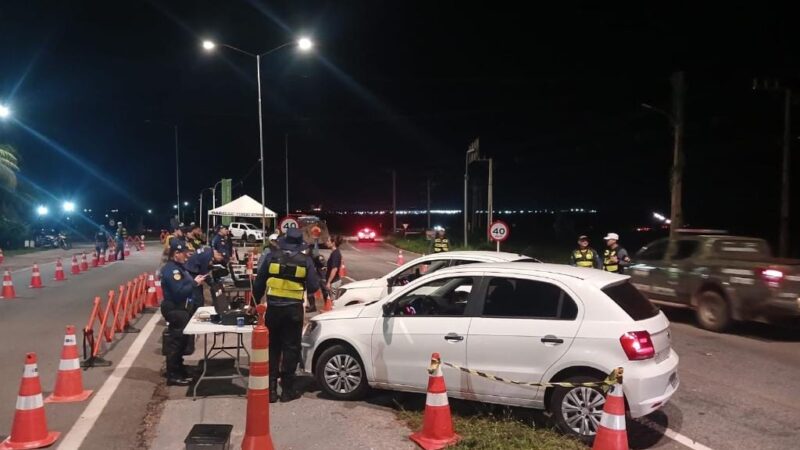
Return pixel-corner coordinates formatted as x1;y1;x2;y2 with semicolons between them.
753;78;792;256
285;133;290;216
392;170;397;233
670;71;685;240
487;158;494;242
464;139;479;247
426;176;431;230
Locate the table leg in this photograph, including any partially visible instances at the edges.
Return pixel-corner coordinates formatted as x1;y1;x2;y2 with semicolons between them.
193;334;210;400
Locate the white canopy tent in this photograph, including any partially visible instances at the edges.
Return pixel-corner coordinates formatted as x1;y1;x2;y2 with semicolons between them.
206;195;277;233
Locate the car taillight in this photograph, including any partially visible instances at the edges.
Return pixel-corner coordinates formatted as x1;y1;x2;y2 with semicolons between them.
619;331;655;361
760;268;784;284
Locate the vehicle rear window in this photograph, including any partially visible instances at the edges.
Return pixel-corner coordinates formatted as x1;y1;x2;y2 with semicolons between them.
602;282;659;320
711;239;770;258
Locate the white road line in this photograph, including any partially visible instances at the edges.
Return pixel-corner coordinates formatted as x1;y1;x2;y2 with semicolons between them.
57;312;161;450
345;242;362;253
635;417;714;450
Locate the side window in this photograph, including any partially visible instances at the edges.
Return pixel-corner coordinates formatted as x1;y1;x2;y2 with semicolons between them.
392;277;475;317
448;259;479;267
481;277;578;320
671;240;699;261
392;260;450;286
636;239;668;261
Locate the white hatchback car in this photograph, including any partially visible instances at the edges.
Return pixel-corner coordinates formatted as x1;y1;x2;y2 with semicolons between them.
302;263;680;440
334;251;538;308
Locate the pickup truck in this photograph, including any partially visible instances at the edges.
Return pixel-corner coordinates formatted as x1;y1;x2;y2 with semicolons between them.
628;233;800;332
228;222;264;243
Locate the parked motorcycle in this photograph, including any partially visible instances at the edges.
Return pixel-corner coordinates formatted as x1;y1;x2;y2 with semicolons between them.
34;229;72;250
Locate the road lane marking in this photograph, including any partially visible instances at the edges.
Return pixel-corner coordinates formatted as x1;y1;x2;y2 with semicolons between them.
345;242;362;253
57;312;161;450
635;417;714;450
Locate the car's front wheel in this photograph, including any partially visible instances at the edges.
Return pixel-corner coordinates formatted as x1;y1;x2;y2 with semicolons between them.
549;376;608;443
315;344;369;400
695;290;731;332
246;233;256;243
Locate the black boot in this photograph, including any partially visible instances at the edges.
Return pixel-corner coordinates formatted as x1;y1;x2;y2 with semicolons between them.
164;330;192;386
280;375;302;402
269;379;279;403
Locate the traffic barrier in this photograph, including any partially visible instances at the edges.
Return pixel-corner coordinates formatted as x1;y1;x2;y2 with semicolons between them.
154;271;164;302
592;369;627;450
46;326;93;403
409;352;460;450
29;265;43;289
98;251;106;266
397;250;405;266
241;303;275;450
80;252;89;271
0;353;60;449
2;270;16;299
81;292;115;368
70;255;80;275
439;361;622;389
54;259;67;281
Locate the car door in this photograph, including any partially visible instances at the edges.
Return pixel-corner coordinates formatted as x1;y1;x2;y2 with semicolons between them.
664;238;701;304
464;274;581;404
371;274;477;394
629;239;671;302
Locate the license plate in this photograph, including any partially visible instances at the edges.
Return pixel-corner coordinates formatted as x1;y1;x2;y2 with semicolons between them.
669;372;679;389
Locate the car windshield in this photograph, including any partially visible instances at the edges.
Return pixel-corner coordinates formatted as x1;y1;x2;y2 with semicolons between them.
601;281;659;321
242;224;256;230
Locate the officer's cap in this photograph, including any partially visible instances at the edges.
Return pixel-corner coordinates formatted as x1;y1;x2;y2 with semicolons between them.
169;240;188;253
578;235;589;241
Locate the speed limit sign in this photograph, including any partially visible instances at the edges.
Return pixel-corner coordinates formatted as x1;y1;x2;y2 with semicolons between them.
279;217;299;234
489;220;510;243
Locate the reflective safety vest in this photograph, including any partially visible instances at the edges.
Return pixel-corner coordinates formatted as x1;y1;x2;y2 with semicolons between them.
266;252;308;301
434;238;450;253
573;249;595;268
603;249;619;273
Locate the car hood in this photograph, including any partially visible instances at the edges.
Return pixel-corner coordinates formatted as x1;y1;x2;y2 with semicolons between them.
342;278;381;289
313;303;366;320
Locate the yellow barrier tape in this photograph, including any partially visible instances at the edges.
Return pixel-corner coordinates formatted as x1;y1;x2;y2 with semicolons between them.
440;361;623;390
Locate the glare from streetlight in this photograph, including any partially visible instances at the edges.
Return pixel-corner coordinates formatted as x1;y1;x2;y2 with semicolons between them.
202;40;216;51
173;204;178;209
298;37;313;52
36;206;48;216
147;209;153;214
0;104;10;119
183;201;189;206
62;201;75;212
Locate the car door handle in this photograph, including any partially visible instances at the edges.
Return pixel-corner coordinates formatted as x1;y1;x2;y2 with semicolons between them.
541;335;564;344
444;333;464;342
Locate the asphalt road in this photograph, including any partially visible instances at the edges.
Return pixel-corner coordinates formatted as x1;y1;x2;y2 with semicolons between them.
337;241;800;450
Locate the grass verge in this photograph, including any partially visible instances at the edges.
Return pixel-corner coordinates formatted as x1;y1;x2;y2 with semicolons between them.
394;398;585;450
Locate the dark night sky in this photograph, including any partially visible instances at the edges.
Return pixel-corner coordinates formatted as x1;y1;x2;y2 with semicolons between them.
1;1;798;239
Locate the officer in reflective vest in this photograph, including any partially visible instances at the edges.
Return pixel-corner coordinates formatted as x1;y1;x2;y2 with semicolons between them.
603;232;631;274
253;228;320;403
570;235;601;268
433;229;450;253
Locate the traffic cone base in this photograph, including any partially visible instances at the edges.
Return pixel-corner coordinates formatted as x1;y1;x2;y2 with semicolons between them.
409;353;460;450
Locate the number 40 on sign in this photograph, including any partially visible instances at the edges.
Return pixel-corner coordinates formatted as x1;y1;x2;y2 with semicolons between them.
488;220;510;252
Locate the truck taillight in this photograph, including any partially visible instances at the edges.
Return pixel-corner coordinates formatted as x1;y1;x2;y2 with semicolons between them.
619;331;655;361
760;268;784;283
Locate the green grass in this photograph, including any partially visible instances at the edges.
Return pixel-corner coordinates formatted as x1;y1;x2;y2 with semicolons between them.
395;401;585;450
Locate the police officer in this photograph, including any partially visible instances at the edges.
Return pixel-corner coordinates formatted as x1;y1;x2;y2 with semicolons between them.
253;228;320;403
184;246;225;307
115;222;128;261
185;225;204;252
570;235;601;268
160;241;207;386
603;232;631;274
94;225;109;258
212;225;231;263
164;225;186;251
433;229;450;253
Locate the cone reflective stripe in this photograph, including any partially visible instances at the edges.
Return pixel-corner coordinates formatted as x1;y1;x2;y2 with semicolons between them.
1;353;60;449
410;353;460;450
241;303;274;450
46;326;93;403
154;272;164;302
53;259;66;281
591;383;628;450
2;270;16;300
29;265;43;289
147;273;155;289
80;253;89;271
145;286;158;308
0;248;5;264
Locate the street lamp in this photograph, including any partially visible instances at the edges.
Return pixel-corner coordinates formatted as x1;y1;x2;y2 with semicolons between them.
145;120;181;222
0;104;10;119
62;201;75;213
202;36;314;237
36;205;48;216
147;209;153;214
183;201;189;207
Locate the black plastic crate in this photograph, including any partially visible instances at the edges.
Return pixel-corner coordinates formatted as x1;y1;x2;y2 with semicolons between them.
184;424;233;450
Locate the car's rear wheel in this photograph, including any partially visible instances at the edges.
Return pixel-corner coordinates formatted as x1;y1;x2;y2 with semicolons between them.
549;376;607;443
246;233;255;243
315;344;369;400
695;290;731;332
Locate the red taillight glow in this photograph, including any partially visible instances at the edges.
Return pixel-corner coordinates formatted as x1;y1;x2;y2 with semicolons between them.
761;269;784;282
619;331;655;361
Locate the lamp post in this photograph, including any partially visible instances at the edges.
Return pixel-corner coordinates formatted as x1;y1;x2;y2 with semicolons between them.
145;120;180;222
0;103;10;119
202;37;314;237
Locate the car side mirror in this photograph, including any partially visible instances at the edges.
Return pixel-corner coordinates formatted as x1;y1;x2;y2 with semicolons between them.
386;277;394;294
382;301;394;316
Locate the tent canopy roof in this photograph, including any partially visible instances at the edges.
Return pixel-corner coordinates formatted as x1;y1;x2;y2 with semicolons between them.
207;195;277;218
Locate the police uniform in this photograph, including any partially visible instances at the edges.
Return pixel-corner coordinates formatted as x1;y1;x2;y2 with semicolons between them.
212;230;230;263
185;246;215;306
433;235;450;253
115;225;128;261
602;232;631;274
572;248;599;268
95;227;109;255
160;241;199;385
253;229;320;403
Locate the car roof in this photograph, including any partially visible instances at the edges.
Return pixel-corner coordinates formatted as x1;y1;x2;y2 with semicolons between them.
429;262;627;288
424;250;533;262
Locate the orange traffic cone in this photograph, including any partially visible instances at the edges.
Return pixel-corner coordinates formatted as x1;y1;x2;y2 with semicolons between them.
154;272;164;302
241;304;275;450
46;326;92;403
70;256;80;275
107;247;116;262
320;290;333;312
340;262;347;278
0;248;4;264
98;251;106;266
29;265;43;289
592;379;628;450
397;250;405;266
80;253;89;272
145;286;158;308
0;353;60;449
1;270;16;300
54;259;67;281
124;243;130;257
410;353;460;449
